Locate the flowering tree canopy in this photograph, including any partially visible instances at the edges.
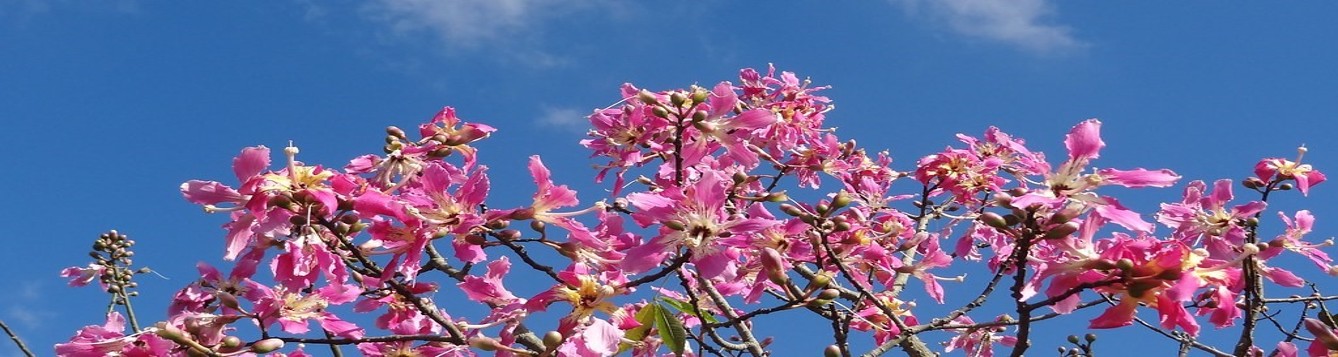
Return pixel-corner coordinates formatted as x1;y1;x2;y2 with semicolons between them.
47;66;1338;357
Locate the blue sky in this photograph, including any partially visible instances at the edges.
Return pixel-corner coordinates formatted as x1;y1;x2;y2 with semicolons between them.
4;1;1338;355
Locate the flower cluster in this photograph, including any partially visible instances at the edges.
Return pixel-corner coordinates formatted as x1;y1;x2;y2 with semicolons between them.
54;66;1338;357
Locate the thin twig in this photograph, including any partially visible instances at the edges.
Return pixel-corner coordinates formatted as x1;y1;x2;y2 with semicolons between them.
0;320;34;357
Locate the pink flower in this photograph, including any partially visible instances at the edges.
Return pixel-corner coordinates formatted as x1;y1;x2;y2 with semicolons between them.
623;172;778;279
1256;146;1326;196
55;312;173;357
246;282;365;338
1157;179;1267;258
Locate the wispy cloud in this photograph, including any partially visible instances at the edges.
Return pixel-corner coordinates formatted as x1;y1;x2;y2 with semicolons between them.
361;0;619;66
893;0;1086;54
367;0;536;47
536;106;589;133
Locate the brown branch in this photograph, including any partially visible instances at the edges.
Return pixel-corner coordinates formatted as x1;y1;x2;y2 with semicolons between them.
0;320;33;357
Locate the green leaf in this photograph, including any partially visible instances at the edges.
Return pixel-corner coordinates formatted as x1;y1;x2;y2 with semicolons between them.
619;303;661;354
658;297;720;324
653;302;689;356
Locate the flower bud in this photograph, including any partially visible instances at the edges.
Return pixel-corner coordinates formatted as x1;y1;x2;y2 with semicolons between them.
509;208;536;220
499;229;523;241
1043;222;1080;240
249;338;285;353
807;272;833;292
1067;335;1080;344
670;92;688;107
651;106;669;118
1305;318;1338;350
978;212;1009;229
817;288;840;300
692;110;708;123
1050;208;1078;225
215;292;241;310
780;204;805;217
663;220;687;231
1115;258;1135;272
530;220;546;232
766;191;789;202
824;345;842;357
815;203;831;216
386;126;407;140
469;336;501;351
1084;333;1097;342
760;247;788;285
831;192;852;209
1280;183;1294;190
637;89;658;105
221;336;242;349
691;89;709;104
154;322;185;341
464;234;487;245
543;330;564;349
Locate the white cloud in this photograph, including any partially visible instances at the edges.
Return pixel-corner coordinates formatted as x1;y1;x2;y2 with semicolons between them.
536;106;588;133
360;0;619;67
368;0;536;46
6;306;51;329
894;0;1086;54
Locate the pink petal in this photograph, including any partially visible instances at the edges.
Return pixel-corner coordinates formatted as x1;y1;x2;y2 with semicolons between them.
1098;168;1180;188
1064;119;1105;161
233;146;271;182
180;180;242;205
581;318;622;356
1089;300;1137;329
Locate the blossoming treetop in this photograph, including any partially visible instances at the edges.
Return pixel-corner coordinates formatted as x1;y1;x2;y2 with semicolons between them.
49;66;1338;357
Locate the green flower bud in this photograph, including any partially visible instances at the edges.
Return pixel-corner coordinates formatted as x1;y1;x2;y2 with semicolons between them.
249;338;285;353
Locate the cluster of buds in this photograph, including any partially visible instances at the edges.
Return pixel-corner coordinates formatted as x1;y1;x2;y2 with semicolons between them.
88;230;150;300
1058;333;1098;357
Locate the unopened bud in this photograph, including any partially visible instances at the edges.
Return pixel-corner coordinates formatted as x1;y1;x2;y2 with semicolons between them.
221;336;242;349
691;89;709;104
780;204;805;217
509;208;536;220
469;336;502;351
249;338;285;353
817;288;840;300
499;229;523;241
652;105;669;118
543;330;564;349
831;192;852;209
978;212;1009;229
1084;333;1097;342
824;344;842;357
760;247;788;284
637;89;658;105
1116;258;1135;271
1067;335;1080;344
386;126;407;140
215;292;241;310
1242;179;1260;189
1280;183;1294;190
766;191;789;202
154;322;185;341
670;92;688;107
1043;222;1081;240
463;234;487;245
1305;318;1338;350
530;220;546;232
1050;208;1078;225
663;220;686;231
692;111;708;123
815;203;831;216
